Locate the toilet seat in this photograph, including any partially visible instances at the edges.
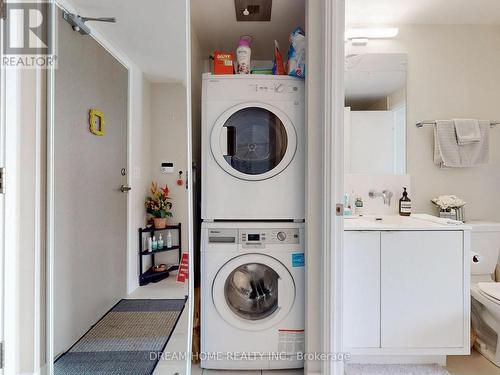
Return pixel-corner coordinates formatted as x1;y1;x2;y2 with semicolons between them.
478;282;500;303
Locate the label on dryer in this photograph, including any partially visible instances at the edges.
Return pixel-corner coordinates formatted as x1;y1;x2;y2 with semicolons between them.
292;252;305;267
278;329;305;355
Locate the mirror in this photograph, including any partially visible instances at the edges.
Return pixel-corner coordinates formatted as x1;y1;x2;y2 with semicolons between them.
344;53;407;175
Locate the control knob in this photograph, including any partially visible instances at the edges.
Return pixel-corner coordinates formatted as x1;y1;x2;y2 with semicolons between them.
277;231;287;241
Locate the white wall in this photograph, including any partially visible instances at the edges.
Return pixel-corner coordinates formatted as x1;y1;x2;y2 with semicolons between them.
347;25;500;221
149;83;189;269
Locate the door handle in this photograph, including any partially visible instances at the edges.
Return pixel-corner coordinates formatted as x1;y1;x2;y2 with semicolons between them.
120;185;132;193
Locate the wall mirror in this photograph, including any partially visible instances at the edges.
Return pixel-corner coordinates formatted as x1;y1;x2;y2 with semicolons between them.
344;53;407;175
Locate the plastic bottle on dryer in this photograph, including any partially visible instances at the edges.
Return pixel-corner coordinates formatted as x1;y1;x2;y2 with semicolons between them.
236;36;252;74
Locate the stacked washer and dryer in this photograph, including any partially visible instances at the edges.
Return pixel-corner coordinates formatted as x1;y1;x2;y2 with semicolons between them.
200;73;306;370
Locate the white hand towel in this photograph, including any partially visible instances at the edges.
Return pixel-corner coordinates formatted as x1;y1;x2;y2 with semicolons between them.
434;120;490;168
454;118;481;145
434;120;460;168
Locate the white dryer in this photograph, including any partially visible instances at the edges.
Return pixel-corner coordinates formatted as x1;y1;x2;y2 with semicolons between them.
201;74;305;221
201;221;305;370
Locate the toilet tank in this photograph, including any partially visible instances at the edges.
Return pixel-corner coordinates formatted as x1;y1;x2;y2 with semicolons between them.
469;221;500;277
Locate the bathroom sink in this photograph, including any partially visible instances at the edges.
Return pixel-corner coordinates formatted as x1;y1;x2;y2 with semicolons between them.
344;214;468;231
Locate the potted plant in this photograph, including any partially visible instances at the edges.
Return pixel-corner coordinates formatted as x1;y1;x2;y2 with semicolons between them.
145;182;173;229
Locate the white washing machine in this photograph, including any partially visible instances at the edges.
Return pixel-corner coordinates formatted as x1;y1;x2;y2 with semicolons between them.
201;221;305;370
201;74;305;221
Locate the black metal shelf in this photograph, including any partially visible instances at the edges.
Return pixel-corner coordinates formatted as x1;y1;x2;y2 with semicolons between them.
140;224;181;233
138;223;182;286
140;245;180;256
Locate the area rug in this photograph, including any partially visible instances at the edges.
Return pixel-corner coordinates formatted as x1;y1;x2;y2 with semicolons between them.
345;364;451;375
55;298;186;375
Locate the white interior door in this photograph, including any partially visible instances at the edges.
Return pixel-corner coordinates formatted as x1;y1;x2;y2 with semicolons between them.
53;10;128;357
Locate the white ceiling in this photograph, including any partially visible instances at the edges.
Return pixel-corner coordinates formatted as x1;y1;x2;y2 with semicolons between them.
65;0;187;82
345;54;406;106
346;0;500;26
192;0;305;61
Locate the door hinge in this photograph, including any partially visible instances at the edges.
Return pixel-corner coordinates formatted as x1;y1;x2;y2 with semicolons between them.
336;203;344;216
0;0;6;21
0;167;4;194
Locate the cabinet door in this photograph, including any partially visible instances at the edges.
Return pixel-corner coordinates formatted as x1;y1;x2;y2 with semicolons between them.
343;231;381;348
381;231;463;348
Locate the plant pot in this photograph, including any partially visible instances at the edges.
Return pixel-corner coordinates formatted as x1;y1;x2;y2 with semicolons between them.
153;217;167;229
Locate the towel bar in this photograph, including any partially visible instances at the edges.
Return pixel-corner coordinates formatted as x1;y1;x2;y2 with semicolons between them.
416;120;500;128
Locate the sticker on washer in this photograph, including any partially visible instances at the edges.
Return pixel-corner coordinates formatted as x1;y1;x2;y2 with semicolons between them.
278;329;305;354
292;252;305;267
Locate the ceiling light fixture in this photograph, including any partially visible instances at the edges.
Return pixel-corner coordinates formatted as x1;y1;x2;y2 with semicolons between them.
345;27;399;40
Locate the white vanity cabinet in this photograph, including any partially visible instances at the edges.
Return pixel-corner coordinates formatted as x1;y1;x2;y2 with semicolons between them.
343;228;470;356
343;231;381;348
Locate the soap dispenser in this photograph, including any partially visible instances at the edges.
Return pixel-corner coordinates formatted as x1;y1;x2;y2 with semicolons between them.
399;187;412;216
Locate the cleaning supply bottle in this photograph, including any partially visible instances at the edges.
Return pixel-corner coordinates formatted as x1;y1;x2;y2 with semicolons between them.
236;36;252;74
399;187;412;216
166;230;173;248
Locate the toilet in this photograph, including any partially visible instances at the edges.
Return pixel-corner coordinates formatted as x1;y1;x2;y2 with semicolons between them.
470;221;500;366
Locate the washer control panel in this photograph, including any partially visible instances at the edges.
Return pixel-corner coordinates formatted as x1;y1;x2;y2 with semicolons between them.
239;228;300;248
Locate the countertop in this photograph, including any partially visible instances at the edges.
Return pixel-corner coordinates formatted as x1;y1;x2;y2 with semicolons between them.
344;214;472;231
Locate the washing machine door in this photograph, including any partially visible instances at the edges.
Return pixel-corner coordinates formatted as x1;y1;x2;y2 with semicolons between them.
210;102;297;181
212;253;296;331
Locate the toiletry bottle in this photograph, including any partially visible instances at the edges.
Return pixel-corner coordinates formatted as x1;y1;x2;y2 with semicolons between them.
399;187;412;216
158;234;164;249
236;36;252;74
166;231;173;248
147;237;153;253
152;236;158;251
343;193;352;216
354;196;364;216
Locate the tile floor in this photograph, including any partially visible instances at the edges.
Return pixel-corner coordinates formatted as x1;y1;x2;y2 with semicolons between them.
130;280;499;375
447;350;500;375
127;277;190;375
187;351;500;375
191;368;303;374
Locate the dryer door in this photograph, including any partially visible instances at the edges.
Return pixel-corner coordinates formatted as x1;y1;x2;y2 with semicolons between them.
210;102;297;181
212;253;296;331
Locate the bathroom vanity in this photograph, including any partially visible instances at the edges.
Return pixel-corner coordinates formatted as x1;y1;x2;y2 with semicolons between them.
343;215;471;363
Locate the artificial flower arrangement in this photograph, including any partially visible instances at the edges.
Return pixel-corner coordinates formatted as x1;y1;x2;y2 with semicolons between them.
431;195;466;221
431;195;466;210
145;182;173;229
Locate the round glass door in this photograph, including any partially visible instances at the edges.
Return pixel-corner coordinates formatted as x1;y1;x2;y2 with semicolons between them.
224;263;279;321
212;253;296;331
211;103;297;181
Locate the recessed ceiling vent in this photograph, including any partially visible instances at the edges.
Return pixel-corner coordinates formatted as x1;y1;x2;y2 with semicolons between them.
235;0;272;21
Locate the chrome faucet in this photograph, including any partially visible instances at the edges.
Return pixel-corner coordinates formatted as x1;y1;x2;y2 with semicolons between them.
369;190;394;206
